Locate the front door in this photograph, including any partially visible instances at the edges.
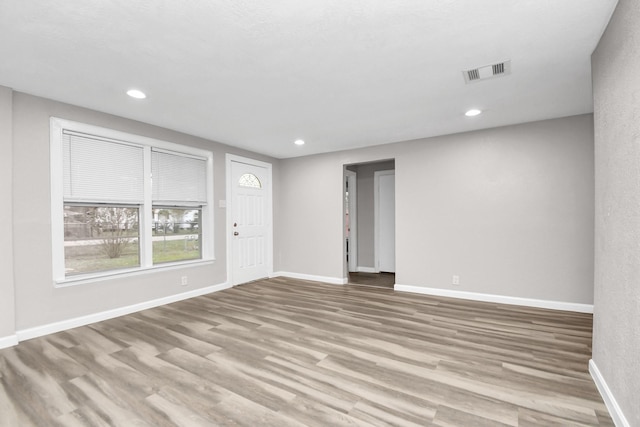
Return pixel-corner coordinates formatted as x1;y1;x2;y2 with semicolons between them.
230;159;270;285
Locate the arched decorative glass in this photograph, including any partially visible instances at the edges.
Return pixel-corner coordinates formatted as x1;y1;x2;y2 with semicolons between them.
239;173;262;188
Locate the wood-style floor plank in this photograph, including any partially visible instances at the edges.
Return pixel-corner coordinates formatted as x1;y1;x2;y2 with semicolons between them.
348;272;395;289
0;277;613;426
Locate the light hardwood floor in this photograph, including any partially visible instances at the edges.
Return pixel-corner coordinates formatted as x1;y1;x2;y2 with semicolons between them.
0;277;613;426
348;272;395;289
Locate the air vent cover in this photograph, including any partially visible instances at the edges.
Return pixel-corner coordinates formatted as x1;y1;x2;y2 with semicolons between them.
463;60;511;84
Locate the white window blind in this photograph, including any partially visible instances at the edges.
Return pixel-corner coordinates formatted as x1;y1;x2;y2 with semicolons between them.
63;131;144;203
152;149;207;205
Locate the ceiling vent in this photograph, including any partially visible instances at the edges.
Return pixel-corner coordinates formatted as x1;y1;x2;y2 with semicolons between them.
463;60;511;84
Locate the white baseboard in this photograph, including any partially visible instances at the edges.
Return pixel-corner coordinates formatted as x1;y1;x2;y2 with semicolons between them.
355;266;377;273
16;282;231;342
271;271;347;285
0;334;19;350
393;284;594;313
590;359;630;427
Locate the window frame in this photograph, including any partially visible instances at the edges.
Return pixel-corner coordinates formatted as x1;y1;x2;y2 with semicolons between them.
50;117;214;286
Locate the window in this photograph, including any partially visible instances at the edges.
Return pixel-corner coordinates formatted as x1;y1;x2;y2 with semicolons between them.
238;173;261;188
64;205;140;275
151;149;206;265
152;207;201;264
51;118;214;283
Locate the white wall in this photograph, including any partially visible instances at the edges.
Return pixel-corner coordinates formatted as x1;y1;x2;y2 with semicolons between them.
277;114;595;305
10;91;278;333
0;86;15;345
592;0;640;424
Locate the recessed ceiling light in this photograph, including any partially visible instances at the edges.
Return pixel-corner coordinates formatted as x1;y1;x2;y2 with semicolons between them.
127;89;146;99
294;139;305;146
465;109;482;117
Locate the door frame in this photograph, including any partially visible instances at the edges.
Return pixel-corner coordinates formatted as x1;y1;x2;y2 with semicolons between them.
374;169;395;273
345;170;358;273
225;154;273;286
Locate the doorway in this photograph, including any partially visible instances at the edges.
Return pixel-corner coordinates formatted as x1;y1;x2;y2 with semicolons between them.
346;170;357;273
226;154;273;286
344;160;395;289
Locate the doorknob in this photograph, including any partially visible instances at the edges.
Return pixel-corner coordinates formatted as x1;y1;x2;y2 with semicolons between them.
233;231;239;236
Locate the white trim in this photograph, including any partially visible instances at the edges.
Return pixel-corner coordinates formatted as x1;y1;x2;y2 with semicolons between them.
51;118;214;158
55;259;214;287
356;266;378;273
393;284;594;313
589;360;630;427
0;334;19;350
16;282;230;342
225;154;274;286
346;170;358;273
50;118;65;281
203;154;216;260
271;271;348;285
141;144;153;266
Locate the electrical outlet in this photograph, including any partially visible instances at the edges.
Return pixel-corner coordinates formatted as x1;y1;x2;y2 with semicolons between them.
181;276;188;286
452;275;460;285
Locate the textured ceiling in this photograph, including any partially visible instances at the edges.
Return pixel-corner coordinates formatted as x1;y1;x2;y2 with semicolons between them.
0;1;618;158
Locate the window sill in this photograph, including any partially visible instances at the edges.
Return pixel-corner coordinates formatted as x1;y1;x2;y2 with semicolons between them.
54;258;215;288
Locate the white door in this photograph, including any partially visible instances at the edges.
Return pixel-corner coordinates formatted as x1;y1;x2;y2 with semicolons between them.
375;170;395;273
230;159;270;285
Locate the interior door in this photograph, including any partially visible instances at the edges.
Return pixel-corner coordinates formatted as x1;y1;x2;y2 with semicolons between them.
376;170;395;273
231;161;269;285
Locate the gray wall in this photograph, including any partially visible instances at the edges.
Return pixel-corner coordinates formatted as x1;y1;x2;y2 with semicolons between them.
350;160;395;270
277;114;595;304
9;91;278;332
592;0;640;424
276;153;345;277
0;86;15;341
